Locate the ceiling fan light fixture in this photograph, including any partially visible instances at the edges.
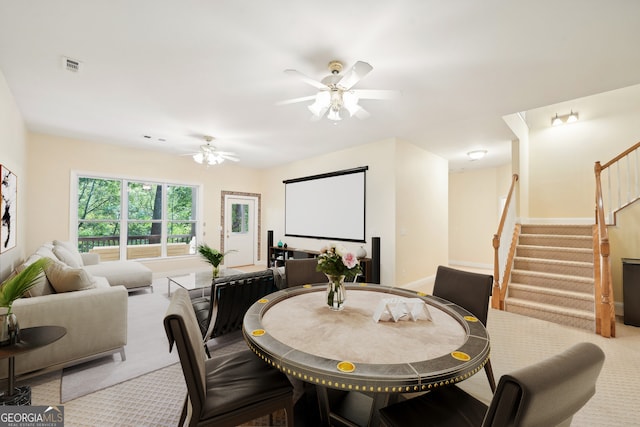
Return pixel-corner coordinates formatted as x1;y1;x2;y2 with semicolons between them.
193;152;204;164
343;91;360;116
308;91;330;116
327;108;342;121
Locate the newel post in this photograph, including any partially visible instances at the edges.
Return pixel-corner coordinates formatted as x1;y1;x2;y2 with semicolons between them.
491;234;502;309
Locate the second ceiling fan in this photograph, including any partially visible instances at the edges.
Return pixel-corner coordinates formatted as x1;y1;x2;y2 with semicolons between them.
278;60;399;121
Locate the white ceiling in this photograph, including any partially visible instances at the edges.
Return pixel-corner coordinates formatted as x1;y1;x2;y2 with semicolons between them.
1;1;640;170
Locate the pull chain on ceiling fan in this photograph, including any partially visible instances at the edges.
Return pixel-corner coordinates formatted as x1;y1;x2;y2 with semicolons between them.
278;60;399;121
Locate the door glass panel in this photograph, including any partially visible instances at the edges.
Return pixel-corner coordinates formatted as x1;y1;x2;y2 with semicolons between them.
231;203;249;234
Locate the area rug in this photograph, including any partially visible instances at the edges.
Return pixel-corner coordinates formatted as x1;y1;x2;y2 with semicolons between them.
60;279;179;402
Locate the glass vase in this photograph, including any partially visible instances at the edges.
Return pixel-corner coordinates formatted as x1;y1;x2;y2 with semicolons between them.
0;312;19;346
212;265;220;278
325;274;346;311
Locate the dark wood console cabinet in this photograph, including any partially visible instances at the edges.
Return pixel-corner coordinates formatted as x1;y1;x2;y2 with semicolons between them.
622;258;640;326
268;246;373;283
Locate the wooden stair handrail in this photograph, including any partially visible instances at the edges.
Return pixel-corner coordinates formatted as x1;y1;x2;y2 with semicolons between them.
600;141;640;170
492;173;519;310
594;161;617;338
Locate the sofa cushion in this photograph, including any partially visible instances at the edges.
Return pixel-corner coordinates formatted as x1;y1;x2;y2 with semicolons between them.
45;261;97;293
84;261;152;289
93;276;111;289
53;246;83;268
35;245;57;261
53;240;84;267
16;255;56;298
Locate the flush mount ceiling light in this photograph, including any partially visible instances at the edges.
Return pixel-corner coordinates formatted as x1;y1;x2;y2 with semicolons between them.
467;150;487;161
277;60;399;121
552;110;579;126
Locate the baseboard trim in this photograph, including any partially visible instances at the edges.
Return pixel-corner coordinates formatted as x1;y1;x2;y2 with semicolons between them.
448;260;493;271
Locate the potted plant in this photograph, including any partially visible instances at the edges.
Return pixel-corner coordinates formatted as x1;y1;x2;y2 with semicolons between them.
197;244;235;278
0;257;51;345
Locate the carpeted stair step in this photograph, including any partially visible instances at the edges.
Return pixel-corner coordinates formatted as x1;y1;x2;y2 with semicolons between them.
504;297;595;331
508;283;594;312
510;269;593;293
520;224;592;236
518;234;592;249
513;257;593;278
515;245;593;263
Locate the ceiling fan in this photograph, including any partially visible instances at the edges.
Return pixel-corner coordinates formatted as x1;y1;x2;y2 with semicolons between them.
278;60;399;121
184;136;239;166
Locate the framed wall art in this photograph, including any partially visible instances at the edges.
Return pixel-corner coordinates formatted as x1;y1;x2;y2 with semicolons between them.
1;164;17;253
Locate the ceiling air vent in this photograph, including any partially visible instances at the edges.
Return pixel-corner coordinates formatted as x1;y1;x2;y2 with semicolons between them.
62;56;82;73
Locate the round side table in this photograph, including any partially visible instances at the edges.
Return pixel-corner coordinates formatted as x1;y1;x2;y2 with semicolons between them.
0;325;66;405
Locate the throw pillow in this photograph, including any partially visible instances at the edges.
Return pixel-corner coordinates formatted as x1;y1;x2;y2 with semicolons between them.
53;240;84;267
35;245;57;261
45;261;96;293
53;246;83;268
15;255;56;297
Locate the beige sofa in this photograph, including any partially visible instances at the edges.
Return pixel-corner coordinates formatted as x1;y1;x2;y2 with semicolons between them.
0;240;132;378
4;280;128;378
44;241;153;291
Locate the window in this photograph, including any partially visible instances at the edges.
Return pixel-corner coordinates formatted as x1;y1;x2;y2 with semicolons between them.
75;175;199;260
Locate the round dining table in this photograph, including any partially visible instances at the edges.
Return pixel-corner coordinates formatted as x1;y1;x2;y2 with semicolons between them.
243;283;490;427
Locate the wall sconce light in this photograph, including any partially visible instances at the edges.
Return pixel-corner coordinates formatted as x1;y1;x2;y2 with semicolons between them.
467;150;487;160
552;110;579;126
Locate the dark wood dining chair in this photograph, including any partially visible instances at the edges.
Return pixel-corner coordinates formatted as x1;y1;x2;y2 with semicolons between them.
164;288;294;427
284;257;327;288
380;342;605;427
432;265;497;392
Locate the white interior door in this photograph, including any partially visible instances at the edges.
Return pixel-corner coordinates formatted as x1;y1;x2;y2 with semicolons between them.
224;195;256;267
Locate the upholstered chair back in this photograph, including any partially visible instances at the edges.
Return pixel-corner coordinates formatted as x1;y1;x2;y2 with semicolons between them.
285;258;327;288
433;266;493;325
164;288;208;417
483;342;605;427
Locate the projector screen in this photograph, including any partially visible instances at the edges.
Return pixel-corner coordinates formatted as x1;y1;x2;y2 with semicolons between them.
284;166;367;243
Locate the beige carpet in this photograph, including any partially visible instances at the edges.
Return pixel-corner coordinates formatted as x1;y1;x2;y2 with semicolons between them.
60;279;178;402
23;266;640;426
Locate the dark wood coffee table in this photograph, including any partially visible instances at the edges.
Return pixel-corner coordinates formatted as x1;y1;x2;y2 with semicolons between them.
0;325;66;405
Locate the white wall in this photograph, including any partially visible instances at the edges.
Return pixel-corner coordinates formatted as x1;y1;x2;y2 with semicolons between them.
395;140;448;284
0;71;27;279
25;132;265;275
528;87;640;219
449;164;511;268
261;138;449;286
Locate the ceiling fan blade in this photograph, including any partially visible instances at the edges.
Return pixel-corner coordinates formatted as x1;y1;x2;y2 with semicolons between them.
336;61;373;90
284;69;327;90
222;155;239;162
352;89;401;100
276;95;317;106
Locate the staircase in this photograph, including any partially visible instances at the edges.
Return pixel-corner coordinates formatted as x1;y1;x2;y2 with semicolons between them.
504;224;596;331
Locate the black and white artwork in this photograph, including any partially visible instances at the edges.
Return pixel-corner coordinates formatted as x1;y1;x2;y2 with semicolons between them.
0;165;17;253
